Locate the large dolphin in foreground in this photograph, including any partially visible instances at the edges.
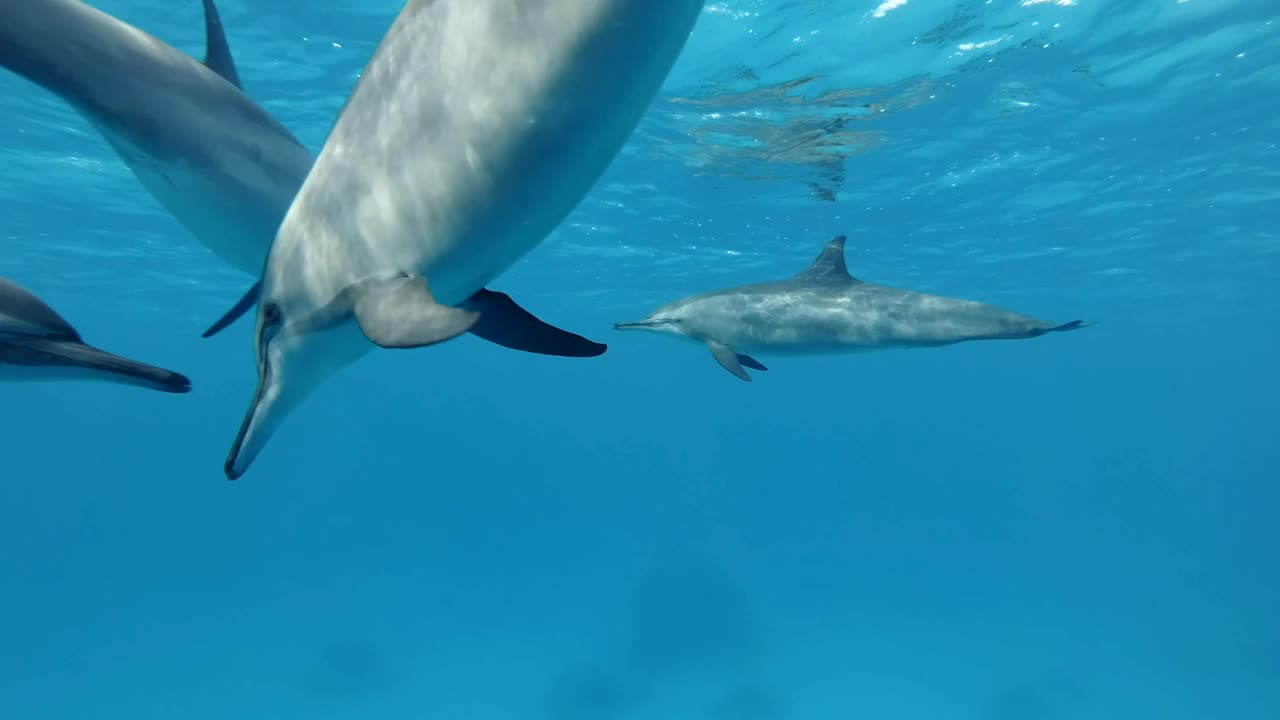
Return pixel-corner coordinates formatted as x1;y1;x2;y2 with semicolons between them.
1;277;191;393
224;0;707;479
615;235;1086;381
0;0;604;357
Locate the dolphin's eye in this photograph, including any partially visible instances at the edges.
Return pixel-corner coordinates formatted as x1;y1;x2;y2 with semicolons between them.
263;303;282;325
259;303;284;353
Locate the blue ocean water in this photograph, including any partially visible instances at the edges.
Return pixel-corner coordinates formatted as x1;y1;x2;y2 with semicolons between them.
2;0;1277;718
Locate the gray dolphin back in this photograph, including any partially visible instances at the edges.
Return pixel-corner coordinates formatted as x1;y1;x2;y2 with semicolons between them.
0;0;137;111
0;0;239;99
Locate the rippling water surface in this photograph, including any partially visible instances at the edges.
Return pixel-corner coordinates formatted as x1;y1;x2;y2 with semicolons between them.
1;1;1277;719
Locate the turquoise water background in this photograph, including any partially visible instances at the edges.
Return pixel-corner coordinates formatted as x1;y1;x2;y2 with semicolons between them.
3;1;1278;718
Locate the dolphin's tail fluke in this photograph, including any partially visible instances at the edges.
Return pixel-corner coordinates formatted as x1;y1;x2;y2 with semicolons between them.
1045;320;1088;334
13;337;192;393
458;288;606;357
1016;319;1090;339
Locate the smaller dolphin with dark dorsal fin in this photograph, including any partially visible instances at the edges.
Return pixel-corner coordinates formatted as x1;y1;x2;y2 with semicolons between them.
0;278;191;393
614;235;1087;381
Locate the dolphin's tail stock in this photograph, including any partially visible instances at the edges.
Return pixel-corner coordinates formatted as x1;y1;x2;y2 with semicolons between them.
10;337;192;393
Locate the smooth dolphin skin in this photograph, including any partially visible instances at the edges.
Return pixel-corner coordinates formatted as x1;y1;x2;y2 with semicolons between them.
0;277;191;393
615;235;1087;382
0;0;309;276
225;0;707;480
0;0;604;357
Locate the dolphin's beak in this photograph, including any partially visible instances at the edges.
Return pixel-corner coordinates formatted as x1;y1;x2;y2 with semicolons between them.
224;367;284;480
613;320;667;330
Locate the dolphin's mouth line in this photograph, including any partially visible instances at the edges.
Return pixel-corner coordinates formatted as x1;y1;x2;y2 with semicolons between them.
225;362;271;481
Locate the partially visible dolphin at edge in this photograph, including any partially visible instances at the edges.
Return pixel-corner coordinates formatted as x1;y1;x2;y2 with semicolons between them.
224;0;708;479
614;235;1087;381
0;0;605;358
1;277;191;393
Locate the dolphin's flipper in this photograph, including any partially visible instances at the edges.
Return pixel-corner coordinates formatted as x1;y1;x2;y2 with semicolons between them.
201;281;260;338
3;337;191;393
737;354;768;372
707;340;752;382
458;288;606;358
352;276;479;349
201;0;242;88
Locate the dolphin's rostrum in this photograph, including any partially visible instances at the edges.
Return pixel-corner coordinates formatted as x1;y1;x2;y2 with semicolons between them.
0;277;191;393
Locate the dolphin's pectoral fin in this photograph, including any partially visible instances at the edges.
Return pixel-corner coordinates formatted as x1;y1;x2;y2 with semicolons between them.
352;276;480;349
707;341;752;382
201;0;243;88
201;281;261;338
458;288;607;358
737;353;768;372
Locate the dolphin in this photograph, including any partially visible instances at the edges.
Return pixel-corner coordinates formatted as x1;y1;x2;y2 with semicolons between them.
614;235;1087;381
0;0;604;357
1;277;191;393
224;0;707;479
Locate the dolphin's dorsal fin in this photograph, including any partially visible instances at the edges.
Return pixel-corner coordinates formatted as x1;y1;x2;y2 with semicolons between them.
201;0;242;89
794;235;859;283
